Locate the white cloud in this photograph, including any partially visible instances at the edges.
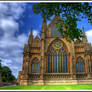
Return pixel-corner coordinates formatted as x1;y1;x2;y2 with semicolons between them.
0;3;26;20
86;29;92;44
0;3;40;78
28;29;40;38
33;30;39;38
17;33;28;46
0;3;91;79
0;3;27;78
0;18;18;32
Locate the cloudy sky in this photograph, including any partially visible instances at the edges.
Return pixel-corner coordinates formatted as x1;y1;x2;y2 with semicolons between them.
0;3;92;78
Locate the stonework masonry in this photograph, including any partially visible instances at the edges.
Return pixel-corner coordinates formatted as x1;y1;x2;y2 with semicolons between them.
18;16;92;85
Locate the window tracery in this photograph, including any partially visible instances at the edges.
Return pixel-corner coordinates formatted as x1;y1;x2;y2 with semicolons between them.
76;57;85;73
51;24;61;37
48;40;68;73
31;58;40;73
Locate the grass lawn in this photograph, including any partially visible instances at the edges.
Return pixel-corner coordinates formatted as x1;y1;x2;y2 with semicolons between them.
0;84;92;90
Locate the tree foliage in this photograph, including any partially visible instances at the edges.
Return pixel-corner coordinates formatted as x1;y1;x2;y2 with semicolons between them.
32;3;92;41
0;60;16;82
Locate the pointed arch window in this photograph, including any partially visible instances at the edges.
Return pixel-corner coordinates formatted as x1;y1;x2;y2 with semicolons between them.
31;58;40;73
47;40;68;73
51;24;61;37
76;57;85;73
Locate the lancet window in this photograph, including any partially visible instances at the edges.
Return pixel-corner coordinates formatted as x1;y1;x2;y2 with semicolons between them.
31;58;40;73
51;24;61;37
76;57;85;73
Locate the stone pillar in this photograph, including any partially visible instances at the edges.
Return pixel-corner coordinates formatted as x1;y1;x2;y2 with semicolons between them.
40;39;45;85
69;53;73;79
72;57;76;80
70;56;73;79
40;20;47;85
40;35;45;80
87;57;92;79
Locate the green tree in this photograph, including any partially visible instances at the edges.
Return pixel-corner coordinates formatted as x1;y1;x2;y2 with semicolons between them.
0;60;16;82
32;3;92;41
1;66;16;82
0;60;2;71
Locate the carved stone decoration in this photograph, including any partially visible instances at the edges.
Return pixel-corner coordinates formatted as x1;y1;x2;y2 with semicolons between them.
53;40;63;49
18;16;92;85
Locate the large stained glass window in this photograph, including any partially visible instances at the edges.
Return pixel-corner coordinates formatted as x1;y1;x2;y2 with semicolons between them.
31;58;40;73
48;40;68;73
76;57;85;73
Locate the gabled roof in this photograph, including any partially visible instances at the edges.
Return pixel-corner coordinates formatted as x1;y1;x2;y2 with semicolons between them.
34;35;40;41
48;16;63;28
31;35;41;48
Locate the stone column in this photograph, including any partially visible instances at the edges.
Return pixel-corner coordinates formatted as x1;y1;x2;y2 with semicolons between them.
87;56;92;79
40;37;45;80
72;57;76;80
40;19;47;85
69;52;74;79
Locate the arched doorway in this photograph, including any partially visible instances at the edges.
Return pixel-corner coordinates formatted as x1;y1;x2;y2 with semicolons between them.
47;39;68;73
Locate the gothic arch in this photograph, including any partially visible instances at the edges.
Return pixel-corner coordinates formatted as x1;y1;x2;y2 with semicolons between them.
46;16;65;38
31;57;40;73
76;56;85;73
31;57;40;63
46;38;71;54
47;39;69;73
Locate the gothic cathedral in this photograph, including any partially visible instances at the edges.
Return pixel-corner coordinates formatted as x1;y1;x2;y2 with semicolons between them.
18;16;92;85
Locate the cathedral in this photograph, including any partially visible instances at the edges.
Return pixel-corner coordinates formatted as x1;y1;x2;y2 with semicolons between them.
18;16;92;85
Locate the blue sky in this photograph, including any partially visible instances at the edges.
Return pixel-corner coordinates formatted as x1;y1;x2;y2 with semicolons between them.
0;3;92;78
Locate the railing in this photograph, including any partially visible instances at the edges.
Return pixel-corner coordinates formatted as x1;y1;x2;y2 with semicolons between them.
44;73;71;79
28;73;88;80
29;73;41;79
76;73;87;79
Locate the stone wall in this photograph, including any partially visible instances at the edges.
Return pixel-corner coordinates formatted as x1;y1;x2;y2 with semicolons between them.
19;79;92;85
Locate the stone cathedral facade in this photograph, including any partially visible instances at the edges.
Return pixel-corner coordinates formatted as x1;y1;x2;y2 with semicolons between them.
18;16;92;85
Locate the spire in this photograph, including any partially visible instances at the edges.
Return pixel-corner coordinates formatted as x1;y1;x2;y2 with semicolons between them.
82;26;87;43
41;19;47;39
35;34;40;40
82;26;85;36
28;28;33;45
